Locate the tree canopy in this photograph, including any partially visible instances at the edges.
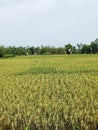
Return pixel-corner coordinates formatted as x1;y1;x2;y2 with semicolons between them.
0;39;98;58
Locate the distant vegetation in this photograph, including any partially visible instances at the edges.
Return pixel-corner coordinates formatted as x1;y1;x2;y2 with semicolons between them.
0;38;98;58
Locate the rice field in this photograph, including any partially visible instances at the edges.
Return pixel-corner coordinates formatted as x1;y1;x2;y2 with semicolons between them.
0;54;98;130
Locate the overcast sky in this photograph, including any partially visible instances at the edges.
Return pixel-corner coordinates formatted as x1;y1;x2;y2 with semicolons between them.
0;0;98;47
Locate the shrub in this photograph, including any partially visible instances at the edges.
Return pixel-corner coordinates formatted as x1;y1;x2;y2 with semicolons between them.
3;54;15;58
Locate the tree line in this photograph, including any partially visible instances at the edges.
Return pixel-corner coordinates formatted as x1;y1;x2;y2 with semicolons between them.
0;38;98;58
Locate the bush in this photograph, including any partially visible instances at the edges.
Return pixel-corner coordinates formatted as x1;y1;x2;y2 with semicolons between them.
0;52;4;58
3;54;16;58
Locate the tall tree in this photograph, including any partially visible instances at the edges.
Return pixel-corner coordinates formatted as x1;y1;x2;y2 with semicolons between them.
65;44;76;54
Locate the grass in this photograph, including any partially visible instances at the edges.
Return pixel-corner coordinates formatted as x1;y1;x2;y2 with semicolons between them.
0;54;98;130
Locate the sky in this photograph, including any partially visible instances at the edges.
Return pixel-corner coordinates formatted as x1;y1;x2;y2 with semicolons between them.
0;0;98;47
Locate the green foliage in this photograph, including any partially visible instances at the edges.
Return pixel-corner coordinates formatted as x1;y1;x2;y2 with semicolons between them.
29;46;35;54
3;54;15;58
65;44;76;54
0;44;69;56
0;38;98;57
80;39;98;54
0;46;5;58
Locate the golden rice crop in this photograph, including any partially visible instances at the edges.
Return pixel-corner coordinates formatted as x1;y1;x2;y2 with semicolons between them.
0;54;98;130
